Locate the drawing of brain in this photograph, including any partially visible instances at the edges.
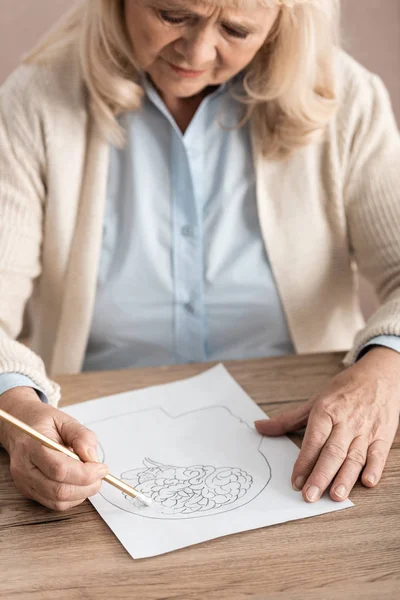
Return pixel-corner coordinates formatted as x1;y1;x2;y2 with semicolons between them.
121;458;253;515
94;405;272;519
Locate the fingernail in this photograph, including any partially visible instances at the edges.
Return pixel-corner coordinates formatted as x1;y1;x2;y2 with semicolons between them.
293;476;306;491
334;484;347;498
305;485;320;502
366;474;375;485
87;448;99;462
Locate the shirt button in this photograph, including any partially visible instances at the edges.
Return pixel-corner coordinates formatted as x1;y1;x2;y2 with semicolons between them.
181;225;194;237
184;303;195;314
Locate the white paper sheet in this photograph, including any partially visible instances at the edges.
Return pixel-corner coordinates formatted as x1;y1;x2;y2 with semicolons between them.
63;364;353;559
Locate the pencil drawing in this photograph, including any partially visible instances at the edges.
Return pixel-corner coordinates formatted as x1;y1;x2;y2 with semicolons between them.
93;405;272;519
121;458;253;515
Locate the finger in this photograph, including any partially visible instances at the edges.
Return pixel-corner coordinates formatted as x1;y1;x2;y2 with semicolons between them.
30;444;108;486
330;435;369;502
58;419;99;463
291;409;332;491
21;482;92;512
255;402;311;436
361;438;392;488
302;424;354;503
26;464;103;506
22;484;79;512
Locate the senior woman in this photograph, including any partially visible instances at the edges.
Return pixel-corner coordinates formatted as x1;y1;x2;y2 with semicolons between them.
0;0;399;513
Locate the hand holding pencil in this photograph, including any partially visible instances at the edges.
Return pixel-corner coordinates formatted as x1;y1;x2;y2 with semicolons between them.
0;387;111;512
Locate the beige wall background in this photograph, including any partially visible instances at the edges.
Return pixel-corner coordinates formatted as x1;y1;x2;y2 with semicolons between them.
1;0;400;317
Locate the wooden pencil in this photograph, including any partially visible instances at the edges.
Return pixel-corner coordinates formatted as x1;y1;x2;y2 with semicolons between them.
0;407;152;506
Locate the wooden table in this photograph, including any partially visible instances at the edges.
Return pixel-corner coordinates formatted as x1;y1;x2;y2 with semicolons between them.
1;353;399;599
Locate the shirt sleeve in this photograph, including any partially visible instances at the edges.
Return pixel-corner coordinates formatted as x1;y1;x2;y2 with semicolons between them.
0;373;48;403
357;335;400;360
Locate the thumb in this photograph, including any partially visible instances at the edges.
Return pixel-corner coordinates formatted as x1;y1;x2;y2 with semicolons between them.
58;417;99;463
255;402;311;436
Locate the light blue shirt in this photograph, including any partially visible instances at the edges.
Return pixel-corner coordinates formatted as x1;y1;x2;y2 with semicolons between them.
1;78;399;401
83;77;293;371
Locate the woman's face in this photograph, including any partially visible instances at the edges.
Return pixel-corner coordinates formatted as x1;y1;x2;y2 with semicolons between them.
125;0;279;99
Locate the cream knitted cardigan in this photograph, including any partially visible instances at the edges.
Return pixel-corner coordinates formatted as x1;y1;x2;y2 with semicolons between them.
0;48;400;407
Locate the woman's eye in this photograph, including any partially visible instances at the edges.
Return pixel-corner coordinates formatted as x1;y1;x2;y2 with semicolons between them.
223;26;249;40
159;10;186;24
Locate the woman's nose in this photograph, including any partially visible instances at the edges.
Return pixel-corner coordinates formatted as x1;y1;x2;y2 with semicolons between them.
176;29;217;69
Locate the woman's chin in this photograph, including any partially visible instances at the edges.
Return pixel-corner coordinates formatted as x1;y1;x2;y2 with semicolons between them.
150;66;212;97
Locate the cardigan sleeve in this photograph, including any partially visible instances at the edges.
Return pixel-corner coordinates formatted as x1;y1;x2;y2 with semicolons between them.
0;67;60;404
343;70;400;365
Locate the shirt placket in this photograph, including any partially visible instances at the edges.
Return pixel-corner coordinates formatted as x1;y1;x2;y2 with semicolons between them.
171;118;207;364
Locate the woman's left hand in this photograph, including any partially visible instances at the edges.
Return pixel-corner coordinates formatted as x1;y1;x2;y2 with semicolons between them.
255;346;400;503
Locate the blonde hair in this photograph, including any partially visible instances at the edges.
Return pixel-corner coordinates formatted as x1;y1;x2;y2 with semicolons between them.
25;0;340;160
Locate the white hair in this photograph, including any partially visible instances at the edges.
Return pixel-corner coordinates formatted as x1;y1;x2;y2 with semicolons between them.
25;0;341;159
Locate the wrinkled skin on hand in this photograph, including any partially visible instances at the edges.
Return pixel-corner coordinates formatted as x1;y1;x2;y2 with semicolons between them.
0;387;108;511
255;347;400;503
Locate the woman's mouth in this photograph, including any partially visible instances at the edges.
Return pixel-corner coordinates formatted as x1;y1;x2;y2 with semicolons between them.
168;62;206;79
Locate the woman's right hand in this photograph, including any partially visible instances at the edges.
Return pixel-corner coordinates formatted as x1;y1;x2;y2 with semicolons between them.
0;387;108;511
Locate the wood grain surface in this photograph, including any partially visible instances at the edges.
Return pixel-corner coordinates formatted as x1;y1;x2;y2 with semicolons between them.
1;353;399;599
